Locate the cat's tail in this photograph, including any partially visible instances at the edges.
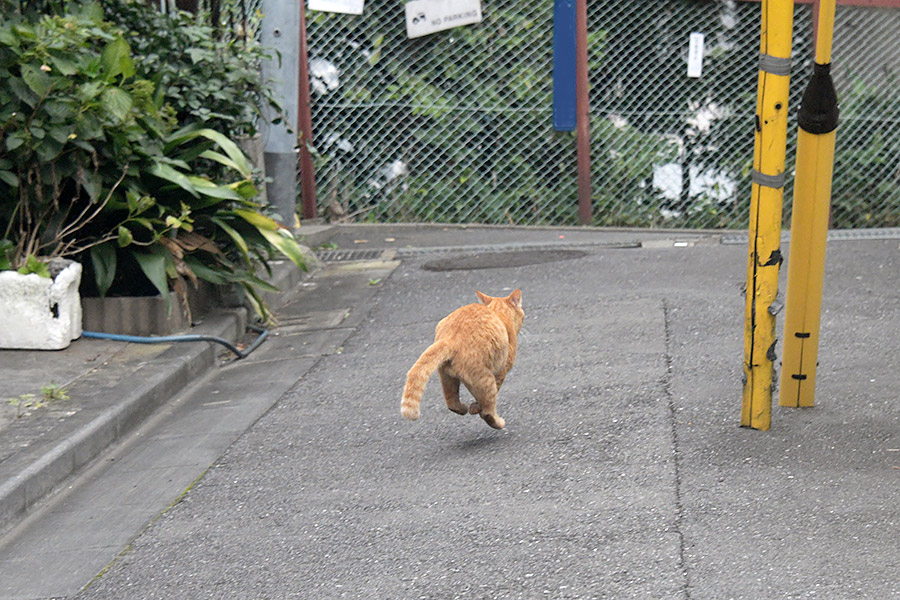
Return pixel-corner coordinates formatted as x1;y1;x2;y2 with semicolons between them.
401;341;452;421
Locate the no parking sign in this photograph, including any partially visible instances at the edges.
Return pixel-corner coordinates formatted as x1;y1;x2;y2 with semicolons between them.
308;0;365;14
405;0;483;38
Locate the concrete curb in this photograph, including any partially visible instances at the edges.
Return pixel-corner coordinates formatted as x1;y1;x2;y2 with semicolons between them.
0;308;247;534
294;223;337;249
0;257;320;535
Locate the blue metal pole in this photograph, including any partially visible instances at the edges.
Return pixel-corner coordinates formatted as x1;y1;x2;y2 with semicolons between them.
553;0;577;131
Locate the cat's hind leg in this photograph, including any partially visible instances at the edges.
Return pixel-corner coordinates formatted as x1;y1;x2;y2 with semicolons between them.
495;372;507;391
439;368;468;415
464;371;505;429
468;374;506;415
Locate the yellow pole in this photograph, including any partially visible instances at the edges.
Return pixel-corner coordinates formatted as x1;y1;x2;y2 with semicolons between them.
742;0;794;430
780;0;839;407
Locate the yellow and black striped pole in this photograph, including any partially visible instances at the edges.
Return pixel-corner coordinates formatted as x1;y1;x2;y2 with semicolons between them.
742;0;795;430
780;0;839;408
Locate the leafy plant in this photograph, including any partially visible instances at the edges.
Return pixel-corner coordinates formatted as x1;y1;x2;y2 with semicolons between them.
99;0;281;138
1;3;306;320
6;382;69;418
84;124;307;318
0;5;162;271
41;382;69;401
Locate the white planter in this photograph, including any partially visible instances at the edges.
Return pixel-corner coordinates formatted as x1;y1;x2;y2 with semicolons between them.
0;260;83;350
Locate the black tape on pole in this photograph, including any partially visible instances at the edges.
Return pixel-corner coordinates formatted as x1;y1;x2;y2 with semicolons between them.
797;62;840;135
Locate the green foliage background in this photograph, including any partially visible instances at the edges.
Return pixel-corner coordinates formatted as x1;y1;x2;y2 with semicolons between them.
307;1;899;229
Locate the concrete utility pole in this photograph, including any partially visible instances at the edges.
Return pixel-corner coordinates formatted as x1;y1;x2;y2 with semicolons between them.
260;0;300;226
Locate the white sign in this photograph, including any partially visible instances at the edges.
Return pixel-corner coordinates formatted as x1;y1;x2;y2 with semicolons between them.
687;32;704;78
308;0;364;15
405;0;482;39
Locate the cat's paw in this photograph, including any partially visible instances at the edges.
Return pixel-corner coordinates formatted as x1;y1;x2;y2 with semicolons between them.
468;402;482;415
482;413;505;429
447;402;468;415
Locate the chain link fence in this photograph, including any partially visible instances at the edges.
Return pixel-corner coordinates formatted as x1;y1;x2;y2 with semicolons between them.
304;0;900;229
153;0;264;42
215;0;263;42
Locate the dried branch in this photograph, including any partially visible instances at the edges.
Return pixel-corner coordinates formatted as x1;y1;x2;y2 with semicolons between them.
55;167;128;244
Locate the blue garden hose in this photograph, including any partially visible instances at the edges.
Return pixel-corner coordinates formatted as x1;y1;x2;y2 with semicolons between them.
81;324;268;359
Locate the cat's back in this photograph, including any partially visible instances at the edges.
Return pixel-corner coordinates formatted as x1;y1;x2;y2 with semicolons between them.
435;302;506;343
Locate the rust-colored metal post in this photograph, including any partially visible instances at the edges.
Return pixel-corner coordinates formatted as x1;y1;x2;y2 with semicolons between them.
297;1;317;220
575;0;591;225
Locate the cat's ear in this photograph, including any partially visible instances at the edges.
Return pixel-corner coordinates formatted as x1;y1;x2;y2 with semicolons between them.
508;289;522;308
476;291;492;305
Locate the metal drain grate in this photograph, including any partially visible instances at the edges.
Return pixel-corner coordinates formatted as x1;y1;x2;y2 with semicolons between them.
721;228;900;245
721;232;790;245
827;227;900;240
316;248;387;262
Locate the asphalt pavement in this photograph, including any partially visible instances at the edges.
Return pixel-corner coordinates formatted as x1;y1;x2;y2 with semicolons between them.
0;224;898;599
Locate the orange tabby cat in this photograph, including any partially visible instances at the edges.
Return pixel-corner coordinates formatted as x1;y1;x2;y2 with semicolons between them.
401;289;524;429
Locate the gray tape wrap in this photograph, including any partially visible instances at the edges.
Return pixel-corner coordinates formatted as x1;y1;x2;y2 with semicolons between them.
751;169;786;189
759;54;791;76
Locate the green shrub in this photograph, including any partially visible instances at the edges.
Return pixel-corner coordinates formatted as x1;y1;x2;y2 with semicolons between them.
99;0;281;138
0;3;304;320
0;6;162;268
